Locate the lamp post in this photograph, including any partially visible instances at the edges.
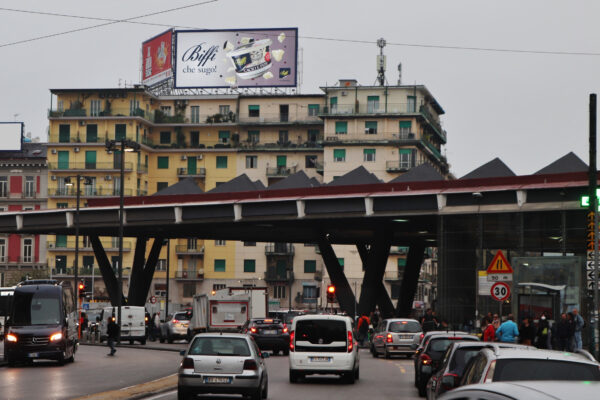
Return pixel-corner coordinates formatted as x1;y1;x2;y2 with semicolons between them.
105;139;140;330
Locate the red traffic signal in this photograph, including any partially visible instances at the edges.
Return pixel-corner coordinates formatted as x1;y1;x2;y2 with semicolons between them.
78;282;85;291
78;281;85;297
326;285;336;302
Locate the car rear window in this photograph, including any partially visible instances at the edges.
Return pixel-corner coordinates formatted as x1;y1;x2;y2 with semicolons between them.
494;359;600;381
430;337;476;352
174;312;191;320
389;321;420;333
449;347;483;375
189;337;250;357
296;320;346;344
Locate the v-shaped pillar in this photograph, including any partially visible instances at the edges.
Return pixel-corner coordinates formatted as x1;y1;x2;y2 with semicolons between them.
356;243;395;318
357;228;393;318
127;236;164;306
318;235;357;318
395;240;426;317
90;235;124;306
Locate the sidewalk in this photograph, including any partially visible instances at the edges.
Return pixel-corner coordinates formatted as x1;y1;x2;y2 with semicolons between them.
73;374;177;400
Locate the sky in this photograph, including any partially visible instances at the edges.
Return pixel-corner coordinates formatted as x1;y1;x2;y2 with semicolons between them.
1;0;599;178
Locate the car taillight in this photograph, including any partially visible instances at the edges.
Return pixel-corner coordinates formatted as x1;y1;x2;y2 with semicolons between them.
250;327;257;334
347;331;353;352
289;330;295;352
243;359;258;370
484;360;496;383
172;319;179;324
442;373;458;390
282;323;288;333
181;357;194;370
420;353;432;365
420;333;424;339
6;333;17;342
145;316;149;322
386;333;393;343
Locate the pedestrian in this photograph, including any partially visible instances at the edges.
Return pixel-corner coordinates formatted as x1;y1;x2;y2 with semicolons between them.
421;308;438;333
482;317;496;342
535;312;550;349
572;308;585;350
496;313;519;343
357;314;370;347
107;315;120;356
153;311;161;341
491;313;501;330
567;312;576;352
556;313;571;351
519;317;536;346
371;308;380;330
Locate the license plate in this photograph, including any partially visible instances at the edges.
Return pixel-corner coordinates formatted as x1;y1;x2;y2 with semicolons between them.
204;376;231;384
262;330;277;335
28;352;39;358
400;335;412;339
310;356;331;362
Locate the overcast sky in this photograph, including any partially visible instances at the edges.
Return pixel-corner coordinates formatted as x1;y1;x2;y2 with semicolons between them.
1;0;599;177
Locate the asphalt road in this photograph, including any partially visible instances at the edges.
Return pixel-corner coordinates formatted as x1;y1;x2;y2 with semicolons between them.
144;349;421;400
0;343;183;400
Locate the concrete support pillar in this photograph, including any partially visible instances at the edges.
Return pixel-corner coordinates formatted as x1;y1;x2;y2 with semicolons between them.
137;237;164;306
90;235;123;306
356;242;394;318
318;236;357;318
395;240;426;317
127;236;148;304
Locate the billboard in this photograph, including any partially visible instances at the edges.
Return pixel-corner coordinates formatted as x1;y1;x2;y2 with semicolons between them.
174;28;298;88
0;122;23;151
142;29;173;86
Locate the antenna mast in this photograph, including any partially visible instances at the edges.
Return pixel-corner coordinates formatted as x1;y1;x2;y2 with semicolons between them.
376;38;387;86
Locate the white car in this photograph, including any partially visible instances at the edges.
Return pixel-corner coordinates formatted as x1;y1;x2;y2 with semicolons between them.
161;311;192;343
288;314;359;384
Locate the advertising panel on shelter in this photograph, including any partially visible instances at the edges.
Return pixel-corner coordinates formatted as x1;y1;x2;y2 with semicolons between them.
0;122;23;151
142;29;173;86
174;28;298;88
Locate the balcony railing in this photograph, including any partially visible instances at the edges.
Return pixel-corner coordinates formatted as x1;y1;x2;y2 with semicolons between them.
321;103;417;116
265;243;294;256
264;268;294;282
419;105;446;142
238;113;321;124
47;162;134;171
48;240;132;251
384;270;402;281
386;160;412;172
175;245;205;255
176;167;207;177
48;187;137;197
137;163;148;174
52;267;129;276
266;166;297;177
49;107;156;123
175;269;204;280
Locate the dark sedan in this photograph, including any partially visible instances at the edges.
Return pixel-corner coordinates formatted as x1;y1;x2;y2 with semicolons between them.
242;318;290;355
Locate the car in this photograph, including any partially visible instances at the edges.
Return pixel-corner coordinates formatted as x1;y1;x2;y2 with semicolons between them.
288;314;359;384
426;342;533;399
413;331;470;387
161;310;192;343
415;332;480;397
371;318;421;358
460;347;600;386
438;381;600;400
242;318;290;355
177;332;269;400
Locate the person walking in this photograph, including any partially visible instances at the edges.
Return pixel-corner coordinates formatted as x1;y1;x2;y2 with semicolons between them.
482;317;496;342
491;313;501;330
556;313;571;351
496;314;519;343
421;308;439;333
107;315;120;356
357;314;370;347
572;308;584;350
535;312;550;349
519;317;536;346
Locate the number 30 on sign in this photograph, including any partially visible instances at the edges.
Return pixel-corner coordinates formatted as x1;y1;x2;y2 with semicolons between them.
490;282;510;302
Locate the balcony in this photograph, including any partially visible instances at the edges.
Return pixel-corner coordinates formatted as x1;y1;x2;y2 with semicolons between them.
176;167;207;178
48;240;132;251
175;245;205;256
314;268;323;282
48;106;155;123
47;162;134;172
266;166;297;178
137;163;148;174
48;187;138;197
52;267;128;277
384;270;402;281
175;269;204;281
264;268;294;282
265;243;294;256
238;113;321;125
386;160;412;173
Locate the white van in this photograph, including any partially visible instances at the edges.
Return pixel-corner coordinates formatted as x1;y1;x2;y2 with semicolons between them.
288;314;359;384
99;306;147;345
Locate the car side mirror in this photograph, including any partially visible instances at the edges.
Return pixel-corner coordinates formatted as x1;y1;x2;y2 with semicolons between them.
441;375;456;388
180;350;186;356
261;352;270;359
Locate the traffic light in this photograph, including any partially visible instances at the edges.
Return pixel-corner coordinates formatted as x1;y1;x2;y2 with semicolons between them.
326;285;336;302
78;281;85;298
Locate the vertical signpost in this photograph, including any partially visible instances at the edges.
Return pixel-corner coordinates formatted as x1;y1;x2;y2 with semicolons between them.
590;94;600;359
487;250;513;316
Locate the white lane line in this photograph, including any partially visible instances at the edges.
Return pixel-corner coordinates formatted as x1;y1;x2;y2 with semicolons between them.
142;389;177;400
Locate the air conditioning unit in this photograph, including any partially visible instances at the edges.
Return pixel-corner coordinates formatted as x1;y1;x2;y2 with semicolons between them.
74;147;80;153
341;91;348;96
51;175;57;181
105;175;113;181
79;121;86;126
181;155;187;160
51;149;57;154
196;155;203;160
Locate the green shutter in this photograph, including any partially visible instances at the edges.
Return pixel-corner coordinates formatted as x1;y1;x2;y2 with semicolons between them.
276;260;287;278
59;125;70;143
218;131;230;140
364;149;375;156
115;124;126;140
57;151;69;169
335;121;347;133
330;97;337;106
187;157;197;174
157;156;169;169
249;105;260;111
56;235;67;247
85;151;96;169
367;96;379;101
398;257;407;267
304;260;316;273
244;259;256;273
214;259;226;272
86;124;97;142
399;121;412;129
216;156;228;169
365;121;378;130
276;155;287;167
399;148;412;155
337;258;344;267
308;104;319;111
333;149;345;161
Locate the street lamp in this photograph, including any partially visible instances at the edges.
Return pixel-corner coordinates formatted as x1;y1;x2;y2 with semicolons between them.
105;139;140;330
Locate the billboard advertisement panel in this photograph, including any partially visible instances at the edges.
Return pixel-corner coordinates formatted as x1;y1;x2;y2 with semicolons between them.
0;122;23;151
142;29;173;86
174;28;297;88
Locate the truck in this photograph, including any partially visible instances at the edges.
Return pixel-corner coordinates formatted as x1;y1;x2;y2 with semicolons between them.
189;287;268;336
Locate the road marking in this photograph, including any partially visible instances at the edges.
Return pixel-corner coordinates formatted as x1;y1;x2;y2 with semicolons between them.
143;389;176;400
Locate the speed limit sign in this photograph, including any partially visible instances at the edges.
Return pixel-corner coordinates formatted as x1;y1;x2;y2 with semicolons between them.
490;282;510;302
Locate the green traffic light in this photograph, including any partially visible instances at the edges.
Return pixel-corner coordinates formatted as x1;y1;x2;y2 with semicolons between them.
580;189;600;208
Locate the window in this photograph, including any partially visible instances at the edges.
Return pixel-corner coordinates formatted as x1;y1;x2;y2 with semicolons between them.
160;131;171;144
407;96;416;113
218;131;230;143
278;130;288;144
246;156;258;169
399;121;412;138
244;259;256;273
215;240;226;246
367;96;380;113
187;238;197;250
57;100;64;112
55;255;67;274
219;105;230;115
364;148;376;162
214;259;226;272
57;202;68;209
190;131;199;147
216;156;227;169
183;283;196;298
335;121;347;134
248;130;260;144
248;105;260;117
157;156;169;169
115;124;126;141
58;151;69;170
86;124;98;143
129;99;139;115
338;258;344;270
365;121;378;134
399;149;412;169
307;129;319;143
82;255;94;271
156;259;167;271
329;97;337;111
244;241;256;246
59;124;70;143
333;149;346;162
22;238;33;263
308;104;320;116
302;285;318;299
22;176;34;198
273;285;286;299
190;106;200;123
0;238;6;262
213;283;226;291
0;177;7;197
305;155;317;168
276;155;287;169
156;182;168;192
160;105;172;116
304;260;317;273
85;151;97;169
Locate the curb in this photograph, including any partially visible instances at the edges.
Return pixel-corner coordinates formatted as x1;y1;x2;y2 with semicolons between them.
73;373;177;400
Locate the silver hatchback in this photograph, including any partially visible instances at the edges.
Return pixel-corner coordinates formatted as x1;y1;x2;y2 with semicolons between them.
371;318;422;358
178;333;269;400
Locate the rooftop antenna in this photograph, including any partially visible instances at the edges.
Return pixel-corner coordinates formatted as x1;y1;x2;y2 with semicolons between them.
397;63;402;85
376;38;387;86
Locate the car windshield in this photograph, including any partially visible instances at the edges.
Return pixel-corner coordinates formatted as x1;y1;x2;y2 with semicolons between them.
430;338;475;353
189;337;251;356
449;348;483;375
494;359;600;381
12;290;61;326
389;321;420;333
296;320;346;344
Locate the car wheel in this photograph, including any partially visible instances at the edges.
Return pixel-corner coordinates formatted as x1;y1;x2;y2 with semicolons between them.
130;340;134;345
57;354;65;366
177;386;190;400
262;376;268;399
167;334;174;344
159;337;165;343
418;381;427;397
355;367;360;380
372;346;379;358
289;370;299;383
344;370;356;384
283;349;289;356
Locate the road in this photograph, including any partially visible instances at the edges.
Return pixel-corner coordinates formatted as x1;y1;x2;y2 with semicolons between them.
144;349;421;400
